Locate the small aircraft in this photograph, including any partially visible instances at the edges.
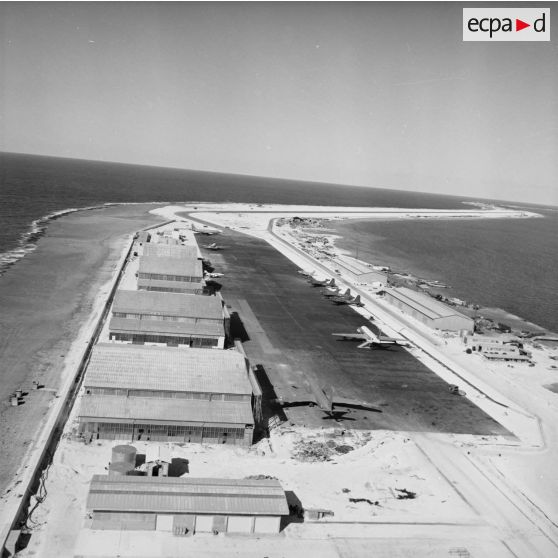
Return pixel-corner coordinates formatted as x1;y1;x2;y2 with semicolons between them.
309;277;336;287
332;325;408;349
192;224;221;235
331;293;364;307
275;380;382;420
203;242;224;251
204;271;224;278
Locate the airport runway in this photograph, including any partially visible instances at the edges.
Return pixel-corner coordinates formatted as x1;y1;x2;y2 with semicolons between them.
202;230;509;436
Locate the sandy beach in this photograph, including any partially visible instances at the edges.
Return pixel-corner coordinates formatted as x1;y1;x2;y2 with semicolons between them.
0;204;162;496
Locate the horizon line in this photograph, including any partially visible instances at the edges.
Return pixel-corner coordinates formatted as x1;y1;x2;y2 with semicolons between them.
1;150;555;211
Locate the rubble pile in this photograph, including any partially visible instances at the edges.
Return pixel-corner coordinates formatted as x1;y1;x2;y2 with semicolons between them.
292;439;333;462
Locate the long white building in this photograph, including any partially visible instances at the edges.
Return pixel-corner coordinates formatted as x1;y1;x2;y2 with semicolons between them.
384;287;474;332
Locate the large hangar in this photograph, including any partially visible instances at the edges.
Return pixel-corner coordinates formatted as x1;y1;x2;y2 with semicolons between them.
137;255;204;294
143;242;201;261
384;287;474;332
78;344;256;446
109;290;229;348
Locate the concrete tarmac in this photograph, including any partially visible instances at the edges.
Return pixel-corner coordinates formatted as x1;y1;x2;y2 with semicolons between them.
202;229;509;436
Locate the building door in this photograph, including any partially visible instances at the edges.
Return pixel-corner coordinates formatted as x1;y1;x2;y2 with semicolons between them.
186;427;202;444
173;514;195;536
156;514;173;532
254;516;280;533
212;515;227;533
227;515;253;533
195;515;213;532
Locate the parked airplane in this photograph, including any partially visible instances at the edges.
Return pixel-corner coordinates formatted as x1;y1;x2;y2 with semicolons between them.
331;293;364;307
321;286;344;297
204;271;224;278
276;381;382;420
203;242;224;251
309;277;336;287
332;326;408;349
323;287;350;298
192;224;221;235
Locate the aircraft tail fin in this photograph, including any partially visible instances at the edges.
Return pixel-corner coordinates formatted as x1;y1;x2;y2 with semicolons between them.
322;385;334;412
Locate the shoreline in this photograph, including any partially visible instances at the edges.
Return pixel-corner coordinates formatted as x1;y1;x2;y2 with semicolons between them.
0;228;134;550
329;217;557;335
329;229;553;336
0;204;163;500
0;201;187;277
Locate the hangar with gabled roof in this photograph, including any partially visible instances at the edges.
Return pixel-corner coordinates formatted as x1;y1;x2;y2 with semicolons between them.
78;344;257;446
86;475;289;534
109;290;229;348
137;255;204;294
384;287;474;331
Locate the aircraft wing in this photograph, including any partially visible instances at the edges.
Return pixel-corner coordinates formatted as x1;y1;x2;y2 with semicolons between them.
378;336;409;346
332;332;368;341
275;391;321;408
331;397;383;413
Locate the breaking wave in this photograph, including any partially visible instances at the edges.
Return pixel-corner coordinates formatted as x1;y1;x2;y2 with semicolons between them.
0;201;183;277
0;204;118;276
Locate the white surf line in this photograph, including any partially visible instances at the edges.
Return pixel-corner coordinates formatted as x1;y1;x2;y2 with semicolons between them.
0;222;161;554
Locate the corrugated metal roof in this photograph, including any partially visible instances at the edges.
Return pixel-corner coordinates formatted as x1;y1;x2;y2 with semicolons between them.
137;278;204;292
387;287;472;321
172;229;197;245
139;255;202;277
335;256;387;281
79;395;254;425
113;290;224;320
109;317;224;337
155;237;181;245
84;344;251;394
137;231;151;242
144;243;199;260
87;476;289;515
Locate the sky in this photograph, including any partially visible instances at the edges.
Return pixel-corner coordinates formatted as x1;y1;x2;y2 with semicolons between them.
1;2;557;205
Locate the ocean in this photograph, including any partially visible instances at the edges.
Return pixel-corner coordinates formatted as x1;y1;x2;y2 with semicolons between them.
1;151;556;331
333;213;558;333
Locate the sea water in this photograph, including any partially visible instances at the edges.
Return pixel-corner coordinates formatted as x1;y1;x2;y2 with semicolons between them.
333;212;558;333
1;151;556;331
